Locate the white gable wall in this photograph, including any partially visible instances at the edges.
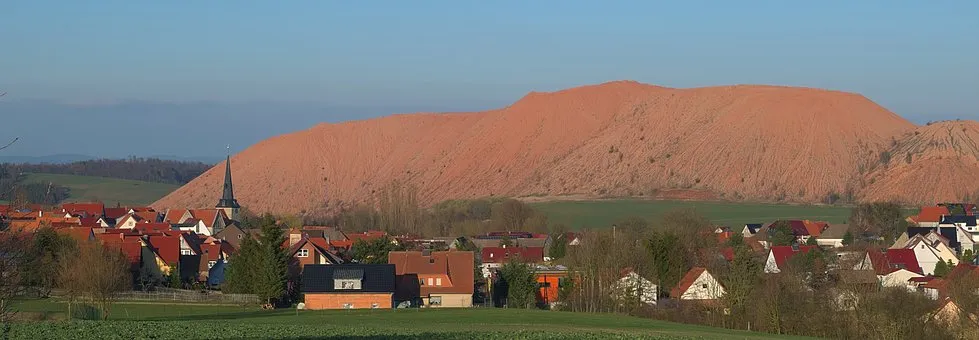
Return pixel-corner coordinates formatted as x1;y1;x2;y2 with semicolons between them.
680;271;726;300
880;269;923;292
764;251;781;274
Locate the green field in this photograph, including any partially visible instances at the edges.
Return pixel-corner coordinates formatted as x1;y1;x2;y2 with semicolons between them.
531;199;859;229
9;299;803;339
23;173;179;206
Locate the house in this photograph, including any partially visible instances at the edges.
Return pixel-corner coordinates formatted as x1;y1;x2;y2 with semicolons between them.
287;236;344;277
816;224;850;248
904;234;959;275
62;203;105;218
534;266;570;308
879;269;924;291
480;247;545;277
78;216;109;228
802;220;829;238
189;209;228;235
670;267;725;300
764;245;818;274
301;264;396;309
388;251;474;308
741;224;764;238
215;224;247;248
172;218;211;236
866;248;923;275
346;230;389;243
163;209;192;224
614;269;658;306
767;220;811;242
937;217;978;250
908;206;950;228
930;299;979;329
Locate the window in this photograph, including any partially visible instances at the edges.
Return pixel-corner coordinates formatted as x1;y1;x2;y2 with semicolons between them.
207;261;217;269
489;253;494;258
297;249;309;257
419;278;425;285
180;249;193;255
334;279;362;290
436;278;442;286
430;296;442;306
237;234;242;239
701;283;708;289
428;278;433;286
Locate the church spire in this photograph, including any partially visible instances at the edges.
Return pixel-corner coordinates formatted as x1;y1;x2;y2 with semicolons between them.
216;146;240;213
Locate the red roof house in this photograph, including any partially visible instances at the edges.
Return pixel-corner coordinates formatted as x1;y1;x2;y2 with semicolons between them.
670;267;726;301
910;206;951;224
764;245;818;273
868;249;923;275
389;251;475;307
481;247;544;264
62;203;105;218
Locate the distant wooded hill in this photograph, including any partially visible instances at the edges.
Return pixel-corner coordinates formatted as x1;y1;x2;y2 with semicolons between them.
2;158;211;185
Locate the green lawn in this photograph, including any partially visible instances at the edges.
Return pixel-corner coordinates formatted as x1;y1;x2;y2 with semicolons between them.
22;173;179;206
530;199;860;229
8;299;805;339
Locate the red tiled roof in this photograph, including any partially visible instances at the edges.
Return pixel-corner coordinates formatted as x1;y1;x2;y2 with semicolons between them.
103;207;129;219
134;211;159;222
330;240;353;250
147;235;181;265
947;263;979;281
189;209;219;229
55;227;94;243
50;221;81;229
78;216;103;228
347;230;388;243
164;209;189;224
671;267;707;298
868;249;923;275
909;276;934;283
62;203;105;217
481;247;544;264
389;251;474;295
803;221;829;237
914;206;951;223
134;222;172;234
199;243;223;261
102;238;142;270
769;245;818;270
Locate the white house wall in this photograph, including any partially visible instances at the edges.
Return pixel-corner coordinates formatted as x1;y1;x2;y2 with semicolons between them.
680;271;726;300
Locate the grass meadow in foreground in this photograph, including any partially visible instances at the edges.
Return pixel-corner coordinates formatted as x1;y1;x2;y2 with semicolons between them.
8;299;806;340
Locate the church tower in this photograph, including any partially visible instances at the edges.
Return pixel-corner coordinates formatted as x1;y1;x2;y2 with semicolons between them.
216;152;240;221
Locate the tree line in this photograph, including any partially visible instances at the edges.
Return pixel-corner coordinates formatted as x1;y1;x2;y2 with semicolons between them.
2;157;211;185
316;180;561;238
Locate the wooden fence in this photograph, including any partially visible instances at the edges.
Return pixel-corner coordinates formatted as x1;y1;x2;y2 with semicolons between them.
113;288;260;304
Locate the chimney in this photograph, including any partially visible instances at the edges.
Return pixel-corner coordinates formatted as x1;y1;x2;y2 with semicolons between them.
791;243;800;251
289;232;302;247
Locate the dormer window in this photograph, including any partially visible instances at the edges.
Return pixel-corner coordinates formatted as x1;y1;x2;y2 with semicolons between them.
180;249;193;255
334;268;364;290
436;278;442;286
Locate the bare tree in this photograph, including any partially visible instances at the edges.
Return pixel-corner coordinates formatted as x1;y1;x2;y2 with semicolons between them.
0;233;26;327
65;243;131;320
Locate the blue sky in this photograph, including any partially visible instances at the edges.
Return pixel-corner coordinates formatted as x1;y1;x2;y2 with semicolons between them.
1;1;977;157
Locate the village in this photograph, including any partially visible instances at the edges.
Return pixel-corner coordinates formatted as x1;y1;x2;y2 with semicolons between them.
2;158;978;337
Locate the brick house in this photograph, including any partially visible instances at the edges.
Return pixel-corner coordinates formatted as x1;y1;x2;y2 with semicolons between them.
301;264;396;309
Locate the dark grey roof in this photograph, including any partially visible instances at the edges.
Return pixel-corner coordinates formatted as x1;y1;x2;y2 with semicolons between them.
334;268;364;280
302;264;395;293
940;215;977;226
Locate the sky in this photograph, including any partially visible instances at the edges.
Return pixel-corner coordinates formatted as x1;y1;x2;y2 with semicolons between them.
1;1;977;158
